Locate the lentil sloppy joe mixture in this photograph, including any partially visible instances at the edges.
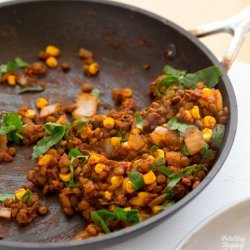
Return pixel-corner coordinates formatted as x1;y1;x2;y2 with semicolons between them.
0;45;228;240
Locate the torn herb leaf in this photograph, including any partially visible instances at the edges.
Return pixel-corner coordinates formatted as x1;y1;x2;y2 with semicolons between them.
128;172;144;190
18;86;44;94
15;57;29;68
150;145;160;152
159;166;175;178
68;148;84;158
167;116;193;135
0;194;15;202
160;65;222;92
163;65;186;77
134;112;144;130
180;65;222;89
0;58;28;77
156;76;179;96
212;124;225;149
91;88;101;98
20;189;33;205
32;123;66;160
0;112;23;143
91;208;139;233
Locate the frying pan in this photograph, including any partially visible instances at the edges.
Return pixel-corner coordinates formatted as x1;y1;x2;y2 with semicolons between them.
0;0;239;249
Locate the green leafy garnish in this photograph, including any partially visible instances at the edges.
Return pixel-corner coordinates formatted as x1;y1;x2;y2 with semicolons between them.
157;65;222;96
179;65;222;89
201;142;214;159
150;145;160;152
0;194;15;202
14;57;29;68
128;172;144;190
181;145;190;156
134;112;144;130
161;164;205;195
91;88;101;98
114;208;140;224
159;166;175;178
167;116;193;135
91;208;139;233
18;86;45;94
91;211;112;233
163;65;186;77
212;124;225;149
74;119;89;134
162;201;175;209
67;148;89;187
156;157;165;165
156;76;179;96
20;189;33;205
68;148;84;158
0;57;28;77
116;131;128;142
0;112;23;143
32;123;66;160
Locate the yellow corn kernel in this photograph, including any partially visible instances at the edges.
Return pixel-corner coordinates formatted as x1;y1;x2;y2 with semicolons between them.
25;109;36;119
45;45;60;57
89;153;102;164
202;128;213;142
123;207;131;211
202;116;216;129
15;188;26;200
155;149;164;160
46;56;58;68
36;98;48;109
104;191;112;200
7;75;16;86
129;197;145;206
132;128;141;134
125;180;135;193
88;62;100;75
111;176;123;186
202;88;213;97
59;173;71;182
103;117;115;129
138;192;150;198
143;170;156;185
122;88;132;98
110;137;122;147
38;154;53;166
61;140;67;146
94;163;106;174
191;105;201;120
152;205;162;214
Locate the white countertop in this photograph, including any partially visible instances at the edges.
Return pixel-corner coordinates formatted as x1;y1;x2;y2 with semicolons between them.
104;62;250;250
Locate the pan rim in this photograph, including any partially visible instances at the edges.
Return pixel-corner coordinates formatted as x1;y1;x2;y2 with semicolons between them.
0;0;237;249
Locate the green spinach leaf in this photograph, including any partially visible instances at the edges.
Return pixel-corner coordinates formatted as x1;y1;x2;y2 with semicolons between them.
0;112;23;143
18;87;44;94
128;172;144;190
212;124;225;149
32;123;66;160
0;194;15;202
134;112;144;130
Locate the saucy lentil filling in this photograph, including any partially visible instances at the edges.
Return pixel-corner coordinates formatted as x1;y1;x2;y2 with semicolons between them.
0;45;228;240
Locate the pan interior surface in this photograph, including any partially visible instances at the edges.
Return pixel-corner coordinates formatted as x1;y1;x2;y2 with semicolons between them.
0;0;237;248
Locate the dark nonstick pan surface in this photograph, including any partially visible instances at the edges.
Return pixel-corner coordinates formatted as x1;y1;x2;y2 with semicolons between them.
0;0;237;249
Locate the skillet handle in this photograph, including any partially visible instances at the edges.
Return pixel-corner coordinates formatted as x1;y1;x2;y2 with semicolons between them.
190;6;250;71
